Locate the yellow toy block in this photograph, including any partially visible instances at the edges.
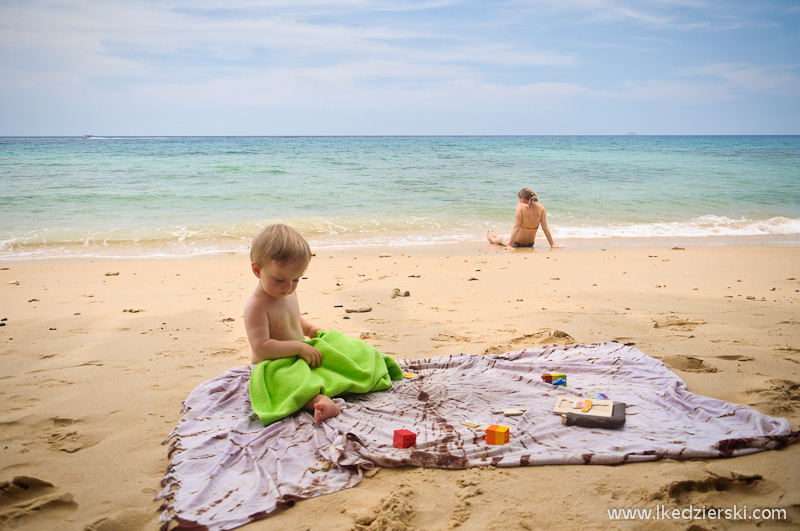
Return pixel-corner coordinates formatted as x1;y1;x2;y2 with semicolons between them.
485;425;510;445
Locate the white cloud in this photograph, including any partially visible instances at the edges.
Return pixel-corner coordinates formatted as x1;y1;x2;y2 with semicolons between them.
588;61;800;105
679;63;800;96
593;79;734;104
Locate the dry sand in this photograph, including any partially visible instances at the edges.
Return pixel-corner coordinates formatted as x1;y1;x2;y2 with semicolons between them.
1;244;798;530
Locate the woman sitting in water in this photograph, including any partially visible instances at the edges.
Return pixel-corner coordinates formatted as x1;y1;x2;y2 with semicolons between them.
486;188;563;250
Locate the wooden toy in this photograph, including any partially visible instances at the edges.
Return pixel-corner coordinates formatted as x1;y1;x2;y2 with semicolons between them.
553;397;626;429
572;400;593;412
393;429;416;448
403;372;418;379
553;397;613;417
541;373;567;386
492;408;526;416
462;420;490;430
485;425;510;445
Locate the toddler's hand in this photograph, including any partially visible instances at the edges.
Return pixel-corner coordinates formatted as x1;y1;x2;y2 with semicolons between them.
298;343;322;368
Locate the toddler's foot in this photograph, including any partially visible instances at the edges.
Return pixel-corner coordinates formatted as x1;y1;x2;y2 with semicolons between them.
486;230;498;243
313;396;340;424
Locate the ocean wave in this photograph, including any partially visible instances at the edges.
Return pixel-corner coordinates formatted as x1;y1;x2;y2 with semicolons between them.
1;215;798;261
557;215;800;239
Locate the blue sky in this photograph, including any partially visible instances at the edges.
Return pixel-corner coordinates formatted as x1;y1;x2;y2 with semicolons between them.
1;0;799;135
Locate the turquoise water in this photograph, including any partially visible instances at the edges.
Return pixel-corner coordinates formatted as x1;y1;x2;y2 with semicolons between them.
1;136;798;260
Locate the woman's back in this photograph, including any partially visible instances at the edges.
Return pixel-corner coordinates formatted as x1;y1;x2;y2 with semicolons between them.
519;202;544;232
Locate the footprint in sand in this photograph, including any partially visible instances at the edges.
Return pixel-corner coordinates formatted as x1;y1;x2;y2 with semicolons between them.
449;479;483;527
431;333;471;343
6;396;42;413
715;354;755;361
206;348;241;358
510;329;574;346
18;377;73;388
746;379;800;415
41;418;105;453
0;476;77;528
652;316;707;331
649;472;772;505
46;431;84;453
354;487;416;530
662;355;718;373
483;329;575;355
777;347;800;362
83;508;154;531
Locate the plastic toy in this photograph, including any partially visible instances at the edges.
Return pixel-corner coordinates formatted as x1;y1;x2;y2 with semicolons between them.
588;392;608;399
485;425;510;445
541;373;567;386
393;429;416;448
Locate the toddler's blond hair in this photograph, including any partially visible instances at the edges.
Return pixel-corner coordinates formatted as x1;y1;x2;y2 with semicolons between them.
250;224;311;267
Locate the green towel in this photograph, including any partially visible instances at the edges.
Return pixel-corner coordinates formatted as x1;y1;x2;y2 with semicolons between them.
249;329;404;426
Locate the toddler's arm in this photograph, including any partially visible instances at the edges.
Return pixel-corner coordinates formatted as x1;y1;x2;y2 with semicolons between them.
301;316;323;339
251;338;322;367
244;301;322;366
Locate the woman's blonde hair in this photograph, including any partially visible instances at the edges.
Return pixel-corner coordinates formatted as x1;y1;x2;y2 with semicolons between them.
518;188;538;203
250;224;311;267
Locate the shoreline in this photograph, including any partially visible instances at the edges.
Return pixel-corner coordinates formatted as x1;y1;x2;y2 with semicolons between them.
2;233;799;265
1;245;798;529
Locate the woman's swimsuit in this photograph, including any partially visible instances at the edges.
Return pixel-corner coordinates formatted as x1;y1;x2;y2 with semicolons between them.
514;209;540;247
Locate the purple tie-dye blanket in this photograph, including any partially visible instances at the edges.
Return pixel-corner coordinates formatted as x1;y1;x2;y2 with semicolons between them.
157;342;798;531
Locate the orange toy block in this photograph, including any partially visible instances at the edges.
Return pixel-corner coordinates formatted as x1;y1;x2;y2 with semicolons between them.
485;425;510;445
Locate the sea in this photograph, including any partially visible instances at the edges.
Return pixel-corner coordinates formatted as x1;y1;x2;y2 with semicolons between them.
1;135;798;261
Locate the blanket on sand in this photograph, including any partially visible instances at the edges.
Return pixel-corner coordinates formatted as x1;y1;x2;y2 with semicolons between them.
249;329;404;426
158;342;798;531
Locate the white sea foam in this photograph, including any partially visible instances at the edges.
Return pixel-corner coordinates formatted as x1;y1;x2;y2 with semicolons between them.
4;215;799;262
556;216;800;239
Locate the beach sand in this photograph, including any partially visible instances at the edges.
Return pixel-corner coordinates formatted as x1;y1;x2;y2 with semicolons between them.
1;244;798;530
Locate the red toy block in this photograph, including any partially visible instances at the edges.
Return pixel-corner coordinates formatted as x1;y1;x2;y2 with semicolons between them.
485;425;510;445
393;429;416;448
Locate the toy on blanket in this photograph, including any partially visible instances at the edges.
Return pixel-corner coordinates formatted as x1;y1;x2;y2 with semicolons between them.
485;425;510;445
493;408;526;416
393;429;416;449
553;396;626;429
573;400;593;412
588;392;608;399
541;372;567;386
462;420;491;430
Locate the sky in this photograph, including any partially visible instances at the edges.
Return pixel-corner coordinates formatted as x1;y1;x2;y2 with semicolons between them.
1;0;799;135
